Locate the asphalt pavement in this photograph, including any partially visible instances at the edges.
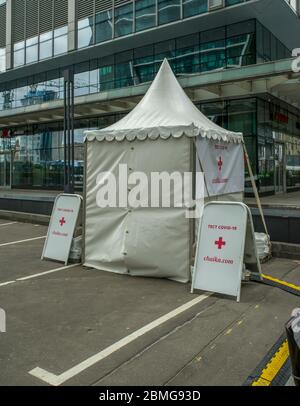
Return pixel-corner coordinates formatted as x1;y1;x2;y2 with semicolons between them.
0;220;299;386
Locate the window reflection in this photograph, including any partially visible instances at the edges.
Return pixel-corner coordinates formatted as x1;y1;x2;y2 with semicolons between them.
99;65;114;91
11;128;86;190
74;71;90;96
39;31;53;60
135;0;156;32
115;4;133;38
26;36;38;64
90;69;99;93
54;27;68;55
40;40;52;60
14;41;25;67
0;47;6;72
3;20;291;115
95;10;113;43
78;17;94;48
158;0;181;25
183;0;207;18
13;26;68;67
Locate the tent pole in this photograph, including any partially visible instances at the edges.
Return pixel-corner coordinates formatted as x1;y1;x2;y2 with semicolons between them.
243;142;271;252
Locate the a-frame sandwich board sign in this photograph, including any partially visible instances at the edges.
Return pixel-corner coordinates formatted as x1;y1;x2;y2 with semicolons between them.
42;193;82;265
191;202;262;302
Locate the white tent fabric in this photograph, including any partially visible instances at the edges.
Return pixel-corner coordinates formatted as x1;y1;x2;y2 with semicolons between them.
84;136;192;283
84;59;244;283
85;59;243;143
196;138;245;197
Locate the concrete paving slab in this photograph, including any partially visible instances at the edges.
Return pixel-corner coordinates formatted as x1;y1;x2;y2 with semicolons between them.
167;287;300;386
276;265;300;288
0;266;211;386
0;226;300;387
0;222;47;245
260;258;299;280
0;239;69;283
92;282;267;386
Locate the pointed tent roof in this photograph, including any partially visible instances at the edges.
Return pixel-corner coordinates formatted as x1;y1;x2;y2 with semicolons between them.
85;59;243;143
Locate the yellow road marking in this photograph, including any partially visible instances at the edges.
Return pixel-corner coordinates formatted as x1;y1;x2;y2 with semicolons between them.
252;377;270;386
262;274;300;292
252;340;289;386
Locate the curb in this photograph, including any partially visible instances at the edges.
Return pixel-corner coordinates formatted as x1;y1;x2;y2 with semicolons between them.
272;241;300;260
0;210;50;226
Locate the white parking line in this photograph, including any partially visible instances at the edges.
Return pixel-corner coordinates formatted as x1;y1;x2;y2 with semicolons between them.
0;236;46;247
0;222;18;227
17;264;79;281
0;264;79;288
0;281;16;287
29;293;211;386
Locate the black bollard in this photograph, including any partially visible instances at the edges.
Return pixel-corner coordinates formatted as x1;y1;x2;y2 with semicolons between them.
285;309;300;386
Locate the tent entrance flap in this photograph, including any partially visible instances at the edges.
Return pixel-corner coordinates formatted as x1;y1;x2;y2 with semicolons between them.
84;136;192;283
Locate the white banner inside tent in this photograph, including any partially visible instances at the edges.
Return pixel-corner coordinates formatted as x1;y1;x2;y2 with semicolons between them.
196;139;244;197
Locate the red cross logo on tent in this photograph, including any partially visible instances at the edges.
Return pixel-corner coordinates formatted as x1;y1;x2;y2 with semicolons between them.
59;217;66;227
215;237;226;250
218;156;223;171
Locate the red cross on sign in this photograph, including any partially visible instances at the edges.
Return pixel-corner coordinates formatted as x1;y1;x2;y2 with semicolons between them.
215;237;226;250
218;156;223;171
59;217;66;227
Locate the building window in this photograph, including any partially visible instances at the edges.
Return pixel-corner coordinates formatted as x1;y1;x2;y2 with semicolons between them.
39;31;53;60
0;47;5;72
135;0;156;32
133;44;155;83
114;3;134;38
95;10;113;44
175;34;200;74
26;36;38;64
183;0;208;18
227;98;257;136
226;33;255;68
225;0;244;6
158;0;181;25
13;41;25;68
74;70;90;97
78;17;94;49
13;26;68;67
99;64;114;91
54;26;68;56
200;27;226;72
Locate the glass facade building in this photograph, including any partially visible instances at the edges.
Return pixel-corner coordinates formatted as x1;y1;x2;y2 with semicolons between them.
0;0;299;195
0;19;290;112
2;94;300;194
76;0;254;50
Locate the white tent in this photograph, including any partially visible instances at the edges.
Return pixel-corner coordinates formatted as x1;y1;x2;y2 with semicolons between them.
83;59;245;283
